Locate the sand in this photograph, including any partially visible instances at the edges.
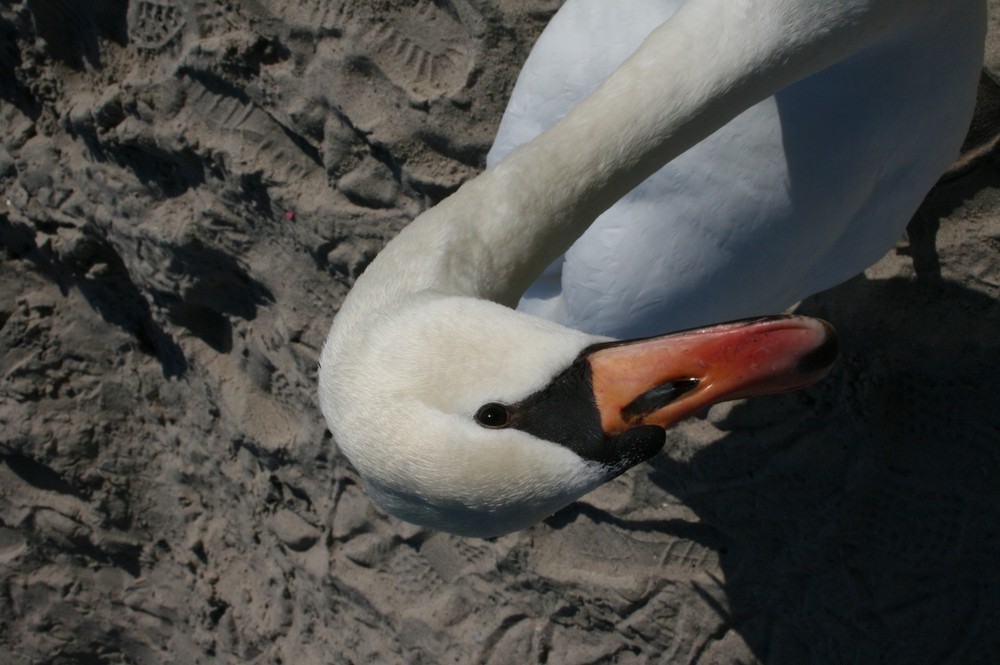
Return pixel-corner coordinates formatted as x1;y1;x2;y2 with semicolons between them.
1;1;999;663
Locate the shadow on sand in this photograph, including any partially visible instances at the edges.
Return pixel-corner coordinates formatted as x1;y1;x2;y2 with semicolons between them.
548;154;1000;664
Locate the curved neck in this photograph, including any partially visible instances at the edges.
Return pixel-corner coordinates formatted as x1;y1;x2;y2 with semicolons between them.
350;0;938;313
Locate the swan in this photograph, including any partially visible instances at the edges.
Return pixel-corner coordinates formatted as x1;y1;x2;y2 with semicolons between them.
319;0;984;538
494;0;985;337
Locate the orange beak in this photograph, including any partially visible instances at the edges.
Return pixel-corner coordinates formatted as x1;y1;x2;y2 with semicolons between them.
587;315;838;434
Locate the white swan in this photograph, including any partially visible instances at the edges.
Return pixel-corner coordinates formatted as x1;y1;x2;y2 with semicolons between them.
494;0;985;337
319;0;984;538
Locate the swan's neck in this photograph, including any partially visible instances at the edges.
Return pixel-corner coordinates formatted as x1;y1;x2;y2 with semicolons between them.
343;0;943;317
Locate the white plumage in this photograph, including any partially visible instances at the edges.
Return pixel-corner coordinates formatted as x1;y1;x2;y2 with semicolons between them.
319;0;986;537
493;0;984;337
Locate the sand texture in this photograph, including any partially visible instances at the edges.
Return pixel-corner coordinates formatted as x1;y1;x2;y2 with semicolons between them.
2;1;1000;663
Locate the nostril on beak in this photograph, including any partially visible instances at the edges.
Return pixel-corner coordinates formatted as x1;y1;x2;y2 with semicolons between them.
621;378;699;423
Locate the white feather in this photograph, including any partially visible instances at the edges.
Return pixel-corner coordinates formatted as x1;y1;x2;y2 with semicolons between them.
492;0;985;337
319;0;986;537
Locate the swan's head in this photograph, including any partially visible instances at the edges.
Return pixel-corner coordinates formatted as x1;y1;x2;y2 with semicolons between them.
319;295;836;538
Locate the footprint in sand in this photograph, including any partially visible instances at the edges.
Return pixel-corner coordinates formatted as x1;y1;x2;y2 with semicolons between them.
265;0;478;100
127;0;189;52
360;0;476;100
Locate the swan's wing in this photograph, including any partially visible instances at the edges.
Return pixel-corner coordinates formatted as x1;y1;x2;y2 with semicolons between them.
487;0;684;167
496;0;982;338
489;0;684;329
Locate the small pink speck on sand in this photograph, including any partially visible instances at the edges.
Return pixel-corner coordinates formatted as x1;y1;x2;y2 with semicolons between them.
284;211;296;221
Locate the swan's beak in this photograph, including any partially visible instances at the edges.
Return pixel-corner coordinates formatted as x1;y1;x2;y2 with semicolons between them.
586;315;838;434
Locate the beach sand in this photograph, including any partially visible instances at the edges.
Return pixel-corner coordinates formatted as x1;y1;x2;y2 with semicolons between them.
1;1;999;662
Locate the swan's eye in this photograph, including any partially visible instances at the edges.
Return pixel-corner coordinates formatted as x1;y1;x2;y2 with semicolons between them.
475;403;510;428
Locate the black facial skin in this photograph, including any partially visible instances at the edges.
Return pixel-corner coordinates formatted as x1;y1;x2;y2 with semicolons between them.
474;356;670;477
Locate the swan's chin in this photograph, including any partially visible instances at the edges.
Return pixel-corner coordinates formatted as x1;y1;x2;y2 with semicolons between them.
362;461;608;539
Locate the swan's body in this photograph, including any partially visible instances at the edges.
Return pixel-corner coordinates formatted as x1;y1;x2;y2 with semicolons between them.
319;0;985;537
493;0;985;337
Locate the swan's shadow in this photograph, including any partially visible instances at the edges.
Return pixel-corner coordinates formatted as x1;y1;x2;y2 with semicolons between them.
546;164;1000;663
661;275;998;663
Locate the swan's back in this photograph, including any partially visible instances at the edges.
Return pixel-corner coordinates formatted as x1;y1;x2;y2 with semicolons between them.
490;0;985;338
